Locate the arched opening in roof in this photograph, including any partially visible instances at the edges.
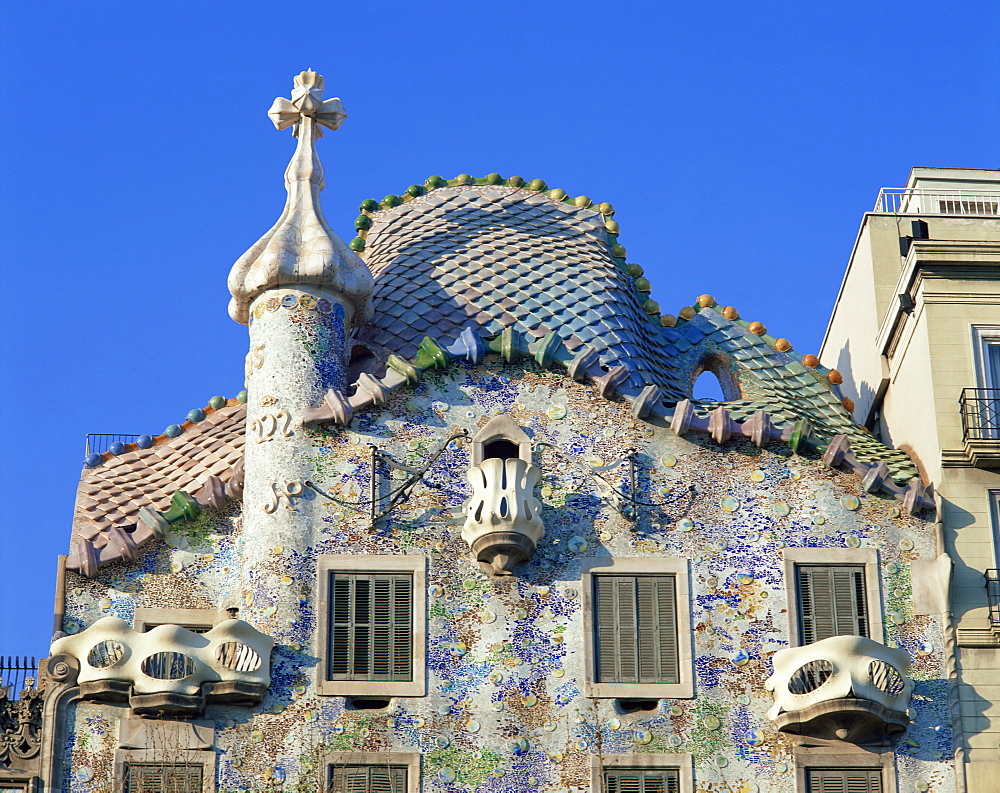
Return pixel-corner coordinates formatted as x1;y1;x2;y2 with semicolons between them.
347;343;386;383
691;354;741;402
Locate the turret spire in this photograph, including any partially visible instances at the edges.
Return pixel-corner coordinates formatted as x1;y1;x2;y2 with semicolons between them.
227;70;373;326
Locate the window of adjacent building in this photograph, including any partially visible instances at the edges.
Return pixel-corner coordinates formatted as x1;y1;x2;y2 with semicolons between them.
317;555;426;697
122;762;203;793
806;767;882;793
327;571;412;682
594;575;678;684
796;565;869;645
328;765;407;793
604;767;680;793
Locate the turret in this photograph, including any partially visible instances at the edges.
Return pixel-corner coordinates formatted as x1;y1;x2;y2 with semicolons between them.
227;71;373;642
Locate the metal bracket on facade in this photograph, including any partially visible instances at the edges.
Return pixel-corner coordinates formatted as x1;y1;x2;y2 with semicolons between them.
531;443;645;521
306;431;470;526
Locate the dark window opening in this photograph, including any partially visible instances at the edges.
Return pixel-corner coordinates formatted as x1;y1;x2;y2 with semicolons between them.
483;439;520;460
617;697;659;714
142;623;212;634
347;696;392;710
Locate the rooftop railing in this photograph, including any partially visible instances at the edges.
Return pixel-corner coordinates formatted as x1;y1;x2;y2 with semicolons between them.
85;433;140;457
0;655;38;700
988;570;1000;632
959;389;1000;442
874;188;1000;216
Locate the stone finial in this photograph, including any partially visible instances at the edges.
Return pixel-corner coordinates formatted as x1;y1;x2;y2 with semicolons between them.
227;70;373;326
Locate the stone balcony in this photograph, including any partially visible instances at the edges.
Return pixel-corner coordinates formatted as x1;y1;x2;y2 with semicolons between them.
50;617;273;717
765;635;913;744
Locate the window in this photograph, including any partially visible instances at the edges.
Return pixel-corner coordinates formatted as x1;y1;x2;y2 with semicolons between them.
328;572;412;682
796;566;868;645
971;326;1000;439
593;755;692;793
322;753;419;793
581;558;693;698
122;763;203;793
470;415;532;465
328;765;406;793
594;575;678;684
317;556;426;697
806;768;882;792
939;199;998;215
782;549;883;646
604;767;679;793
133;608;222;634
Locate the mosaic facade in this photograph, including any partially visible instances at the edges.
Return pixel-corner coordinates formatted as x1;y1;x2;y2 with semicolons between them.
4;72;960;793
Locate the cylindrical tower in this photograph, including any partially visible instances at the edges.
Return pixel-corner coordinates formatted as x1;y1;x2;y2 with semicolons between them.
227;70;373;640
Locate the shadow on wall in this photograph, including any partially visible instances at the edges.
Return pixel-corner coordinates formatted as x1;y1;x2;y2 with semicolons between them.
940;496;991;626
833;339;879;434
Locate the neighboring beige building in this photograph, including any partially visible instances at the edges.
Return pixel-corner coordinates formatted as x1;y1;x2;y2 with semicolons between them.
821;167;1000;791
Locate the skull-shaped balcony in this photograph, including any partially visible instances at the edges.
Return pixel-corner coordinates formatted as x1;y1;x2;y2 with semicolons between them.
461;416;544;575
765;635;913;744
50;617;274;717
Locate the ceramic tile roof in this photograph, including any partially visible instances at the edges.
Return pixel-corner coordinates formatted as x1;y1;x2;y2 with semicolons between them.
68;402;246;576
350;179;915;480
68;178;929;577
353;185;671;390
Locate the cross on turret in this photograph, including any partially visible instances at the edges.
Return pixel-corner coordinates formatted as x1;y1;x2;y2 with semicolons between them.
267;69;346;137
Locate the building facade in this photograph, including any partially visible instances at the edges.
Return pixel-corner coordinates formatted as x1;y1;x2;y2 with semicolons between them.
822;166;1000;791
0;73;965;793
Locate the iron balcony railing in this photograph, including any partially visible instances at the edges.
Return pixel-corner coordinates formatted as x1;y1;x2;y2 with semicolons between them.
960;389;1000;442
874;188;1000;216
85;433;140;457
0;656;38;700
988;570;1000;632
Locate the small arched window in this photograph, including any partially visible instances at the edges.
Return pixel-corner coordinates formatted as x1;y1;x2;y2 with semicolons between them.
691;354;741;402
471;415;532;466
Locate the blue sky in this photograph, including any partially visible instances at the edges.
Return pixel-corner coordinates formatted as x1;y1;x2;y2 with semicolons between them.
1;1;998;654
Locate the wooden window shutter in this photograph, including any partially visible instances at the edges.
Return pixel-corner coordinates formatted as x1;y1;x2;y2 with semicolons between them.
807;767;882;793
604;767;680;793
797;566;868;645
594;575;678;684
123;762;203;793
328;572;412;681
329;765;406;793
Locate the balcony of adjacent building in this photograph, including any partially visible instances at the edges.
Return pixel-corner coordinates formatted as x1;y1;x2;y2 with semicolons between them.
873;187;1000;217
988;570;1000;636
953;389;1000;468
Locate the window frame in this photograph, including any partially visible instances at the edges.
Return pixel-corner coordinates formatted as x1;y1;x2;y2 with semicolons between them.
592;753;693;793
114;751;214;793
581;557;693;698
133;608;224;634
322;752;420;793
794;746;896;793
782;548;883;646
990;490;1000;569
317;555;426;697
0;775;37;793
972;325;1000;390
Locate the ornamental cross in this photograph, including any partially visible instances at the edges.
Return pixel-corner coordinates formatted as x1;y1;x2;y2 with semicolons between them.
267;69;346;137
